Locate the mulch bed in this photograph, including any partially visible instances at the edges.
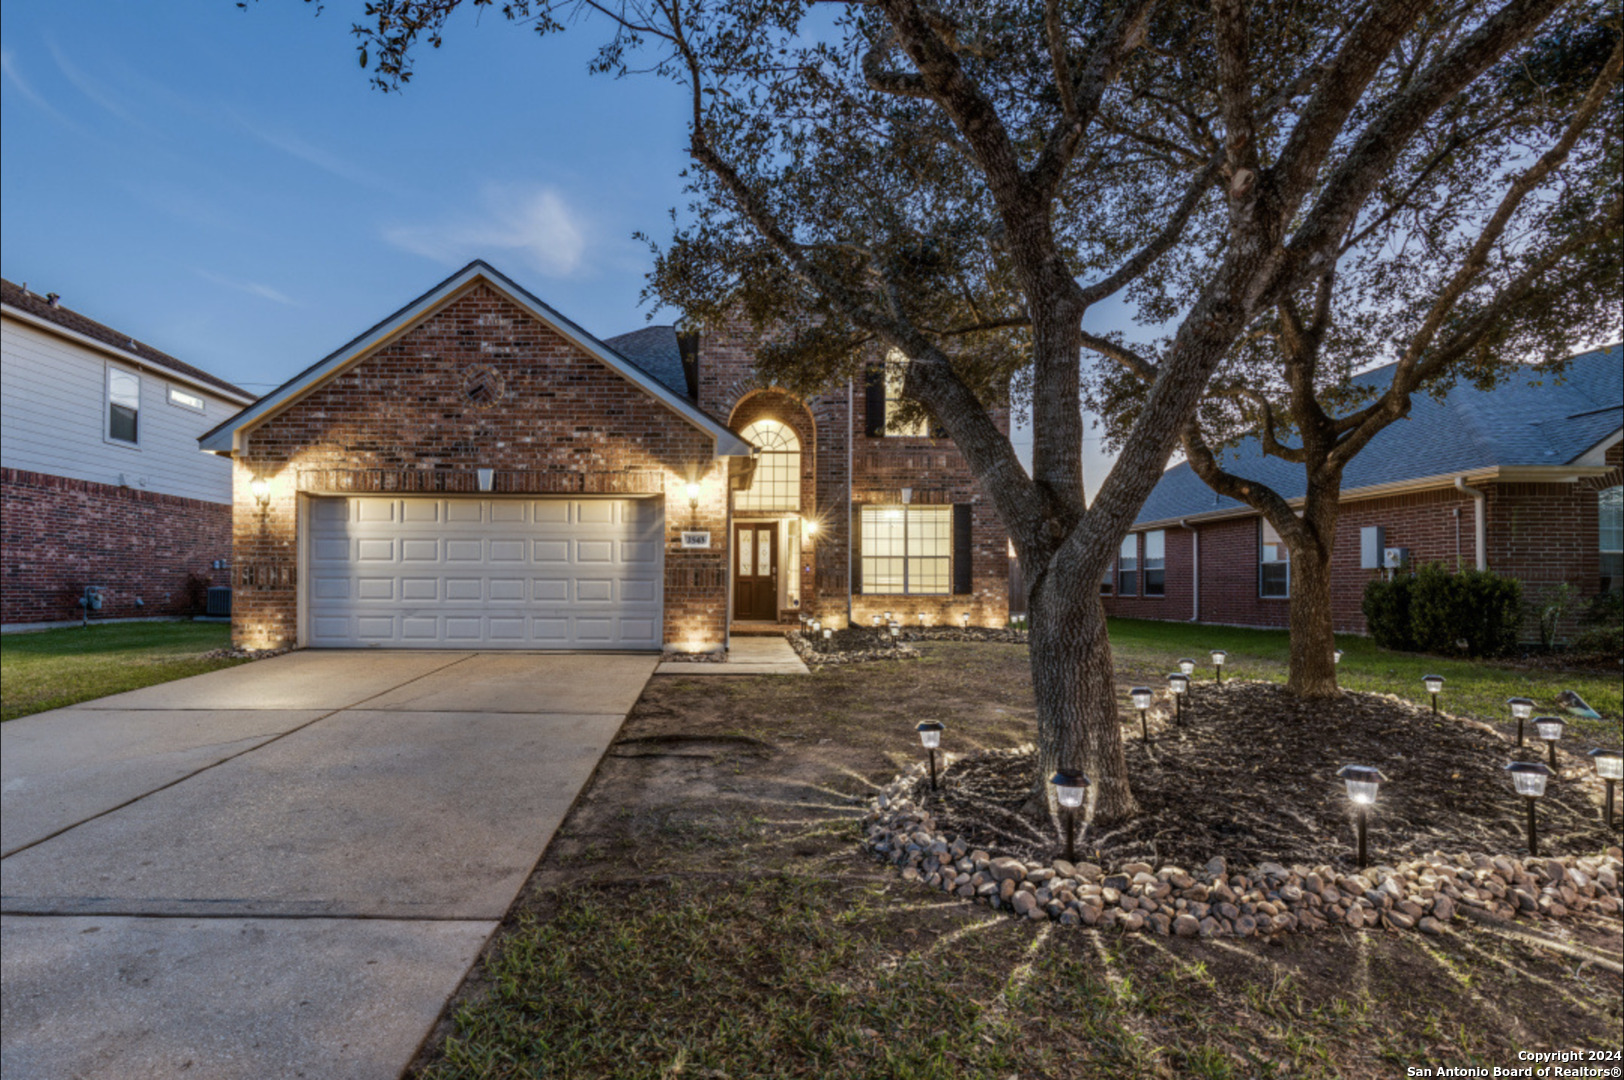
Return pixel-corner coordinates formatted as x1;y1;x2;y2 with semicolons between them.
924;680;1621;871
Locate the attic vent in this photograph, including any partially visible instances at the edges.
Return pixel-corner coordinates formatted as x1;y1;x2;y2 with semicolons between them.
462;363;506;408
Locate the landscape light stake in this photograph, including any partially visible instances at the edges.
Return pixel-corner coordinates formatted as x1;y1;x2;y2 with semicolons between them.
1336;765;1387;869
1167;673;1189;725
916;721;944;790
1178;658;1196;677
1130;686;1154;743
1334;649;1344;667
1210;650;1227;684
1423;674;1444;714
888;620;901;647
1506;762;1552;856
1534;716;1564;769
1051;769;1090;863
1588;749;1622;826
1506;697;1535;747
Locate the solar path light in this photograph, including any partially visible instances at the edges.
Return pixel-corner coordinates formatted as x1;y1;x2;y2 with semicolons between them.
1051;769;1090;863
1334;649;1344;666
1335;765;1387;869
1130;686;1154;743
1506;697;1535;747
1505;761;1553;856
1178;658;1196;677
1210;650;1227;683
916;721;944;790
1423;674;1444;714
1167;673;1189;724
822;627;832;642
961;612;970;629
1534;716;1565;769
1589;749;1622;827
888;620;901;646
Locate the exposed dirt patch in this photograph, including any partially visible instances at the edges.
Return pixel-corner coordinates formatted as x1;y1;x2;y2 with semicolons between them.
926;679;1621;871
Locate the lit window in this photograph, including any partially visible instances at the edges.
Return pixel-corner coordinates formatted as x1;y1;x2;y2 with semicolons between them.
1118;534;1139;596
107;367;140;444
734;420;800;512
1260;518;1290;598
1144;530;1166;596
861;505;951;594
1601;485;1622;593
168;386;205;411
884;353;931;437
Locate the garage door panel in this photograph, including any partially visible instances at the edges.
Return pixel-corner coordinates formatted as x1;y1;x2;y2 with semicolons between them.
307;497;662;649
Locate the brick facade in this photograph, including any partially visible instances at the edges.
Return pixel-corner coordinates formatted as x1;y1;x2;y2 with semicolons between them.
1102;439;1623;637
1;467;229;624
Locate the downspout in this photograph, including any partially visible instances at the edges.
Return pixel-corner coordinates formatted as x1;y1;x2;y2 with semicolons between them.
1179;519;1200;622
1454;476;1487;571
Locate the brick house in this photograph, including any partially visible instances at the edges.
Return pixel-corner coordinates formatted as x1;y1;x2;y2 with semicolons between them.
1;279;255;627
200;261;1009;652
1099;344;1623;636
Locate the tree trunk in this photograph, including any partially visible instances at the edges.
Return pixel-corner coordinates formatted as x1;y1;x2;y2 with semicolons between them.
1025;569;1138;825
1284;527;1341;698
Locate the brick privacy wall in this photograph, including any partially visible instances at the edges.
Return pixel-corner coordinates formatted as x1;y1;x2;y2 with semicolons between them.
2;467;229;623
231;282;728;650
697;317;1011;627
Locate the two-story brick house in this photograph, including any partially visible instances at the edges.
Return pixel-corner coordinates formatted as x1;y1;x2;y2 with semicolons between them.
200;261;1009;652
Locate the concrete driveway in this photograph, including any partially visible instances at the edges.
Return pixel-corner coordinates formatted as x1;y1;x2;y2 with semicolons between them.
0;649;657;1079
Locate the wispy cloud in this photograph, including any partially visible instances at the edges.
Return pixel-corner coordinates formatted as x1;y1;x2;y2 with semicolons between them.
383;184;589;277
228;111;388;189
196;269;299;306
45;37;152;132
1;47;89;134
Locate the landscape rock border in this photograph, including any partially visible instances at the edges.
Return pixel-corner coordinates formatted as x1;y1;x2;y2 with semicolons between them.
787;630;921;666
865;748;1624;939
200;645;292;661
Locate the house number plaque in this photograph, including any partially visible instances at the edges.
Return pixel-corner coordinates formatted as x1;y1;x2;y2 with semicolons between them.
680;531;712;549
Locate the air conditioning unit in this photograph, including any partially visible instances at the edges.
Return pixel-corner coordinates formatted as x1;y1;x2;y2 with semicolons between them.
1383;547;1410;570
206;587;232;618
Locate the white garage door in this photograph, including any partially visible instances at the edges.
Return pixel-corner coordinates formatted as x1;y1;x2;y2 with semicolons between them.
306;496;662;649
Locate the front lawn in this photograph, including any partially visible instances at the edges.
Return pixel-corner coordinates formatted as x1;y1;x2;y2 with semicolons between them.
1106;617;1623;740
408;643;1622;1079
0;621;242;721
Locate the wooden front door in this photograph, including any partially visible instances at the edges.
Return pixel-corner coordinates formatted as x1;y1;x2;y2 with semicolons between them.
734;523;778;621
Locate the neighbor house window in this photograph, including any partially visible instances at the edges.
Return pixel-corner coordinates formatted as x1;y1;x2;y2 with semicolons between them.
1601;485;1623;593
884;353;931;437
168;386;205;411
107;367;140;444
1260;518;1290;598
1144;529;1166;596
734;419;801;512
1100;563;1113;594
1117;534;1139;596
860;505;951;594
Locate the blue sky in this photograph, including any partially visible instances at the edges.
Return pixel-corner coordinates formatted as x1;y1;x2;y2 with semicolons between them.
1;0;1123;486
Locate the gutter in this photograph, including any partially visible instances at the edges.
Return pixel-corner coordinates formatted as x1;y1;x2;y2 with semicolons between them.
1179;519;1199;621
1454;476;1488;571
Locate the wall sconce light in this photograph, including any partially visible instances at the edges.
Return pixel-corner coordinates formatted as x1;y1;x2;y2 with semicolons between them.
250;477;271;507
686;482;701;510
477;468;495;493
802;518;818;544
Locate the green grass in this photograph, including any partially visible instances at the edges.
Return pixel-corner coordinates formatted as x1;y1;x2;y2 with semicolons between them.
0;621;243;721
1105;617;1622;740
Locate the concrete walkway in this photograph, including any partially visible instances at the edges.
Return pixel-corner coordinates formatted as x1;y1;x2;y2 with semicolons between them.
654;635;809;676
0;649;657;1079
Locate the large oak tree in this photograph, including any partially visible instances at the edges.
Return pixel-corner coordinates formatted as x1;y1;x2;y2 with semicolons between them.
287;0;1590;822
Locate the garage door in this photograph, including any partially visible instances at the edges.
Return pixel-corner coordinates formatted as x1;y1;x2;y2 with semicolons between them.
306;497;662;649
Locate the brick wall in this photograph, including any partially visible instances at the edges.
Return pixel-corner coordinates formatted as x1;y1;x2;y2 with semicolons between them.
2;466;229;624
231;282;728;651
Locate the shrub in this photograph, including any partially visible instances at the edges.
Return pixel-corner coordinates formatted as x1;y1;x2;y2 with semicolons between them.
1409;563;1522;658
1362;574;1416;651
1530;582;1578;649
182;572;213;615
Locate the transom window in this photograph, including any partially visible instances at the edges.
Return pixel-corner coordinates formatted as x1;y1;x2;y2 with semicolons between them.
107;367;140;445
1601;485;1622;593
861;505;951;594
1118;534;1139;596
884;352;931;437
1144;530;1166;596
734;419;800;512
1260;518;1290;598
168;386;205;411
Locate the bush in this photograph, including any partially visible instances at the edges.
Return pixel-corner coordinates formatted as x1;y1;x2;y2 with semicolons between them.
1362;574;1416;651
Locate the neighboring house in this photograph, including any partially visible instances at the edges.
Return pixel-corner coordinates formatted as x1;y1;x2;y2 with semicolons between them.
1;279;256;627
200;261;1009;652
1100;344;1624;636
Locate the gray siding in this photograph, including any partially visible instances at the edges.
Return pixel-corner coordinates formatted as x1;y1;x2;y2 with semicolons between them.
1;318;238;504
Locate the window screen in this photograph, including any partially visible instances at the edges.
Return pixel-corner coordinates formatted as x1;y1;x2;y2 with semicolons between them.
860;505;951;594
1144;530;1166;596
1260;518;1290;598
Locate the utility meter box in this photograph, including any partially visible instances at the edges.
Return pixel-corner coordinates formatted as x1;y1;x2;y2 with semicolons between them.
1383;546;1410;570
1360;526;1386;570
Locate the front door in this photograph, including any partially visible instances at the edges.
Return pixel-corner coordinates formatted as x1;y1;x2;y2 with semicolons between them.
734;523;778;621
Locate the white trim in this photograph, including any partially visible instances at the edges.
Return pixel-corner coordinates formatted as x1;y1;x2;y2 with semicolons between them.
199;262;753;457
2;304;255;406
1572;427;1623;467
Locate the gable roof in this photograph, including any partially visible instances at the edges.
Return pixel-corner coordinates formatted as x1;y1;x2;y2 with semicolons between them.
1;278;253;403
199;261;752;456
1134;343;1624;527
604;325;690;398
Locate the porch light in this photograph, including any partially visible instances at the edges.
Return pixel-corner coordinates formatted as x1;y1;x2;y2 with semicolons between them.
1167;673;1190;724
1178;658;1196;677
802;518;818;540
1534;716;1564;768
1210;650;1227;683
916;720;944;789
1335;765;1387;869
1506;697;1535;747
686;482;701;509
1423;674;1444;714
1588;749;1622;826
1130;686;1153;742
1051;769;1090;862
1505;761;1552;856
250;477;271;507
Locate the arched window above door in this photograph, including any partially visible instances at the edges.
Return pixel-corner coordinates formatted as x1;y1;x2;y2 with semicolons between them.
734;419;801;512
